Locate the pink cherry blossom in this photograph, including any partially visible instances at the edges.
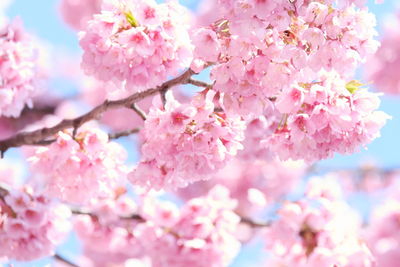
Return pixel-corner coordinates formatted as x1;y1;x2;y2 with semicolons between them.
74;196;145;267
0;18;42;117
79;0;193;92
139;185;241;267
177;158;306;216
28;129;128;204
265;182;374;267
129;90;245;190
263;71;390;162
191;27;221;63
0;187;71;261
209;1;379;118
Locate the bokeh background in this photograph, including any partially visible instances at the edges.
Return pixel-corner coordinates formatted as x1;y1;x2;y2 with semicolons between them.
3;0;400;266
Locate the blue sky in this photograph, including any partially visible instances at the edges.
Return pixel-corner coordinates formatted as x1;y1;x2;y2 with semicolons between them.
4;0;400;266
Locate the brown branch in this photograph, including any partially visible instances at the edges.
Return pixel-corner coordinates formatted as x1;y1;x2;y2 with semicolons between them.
240;216;270;228
54;253;80;267
71;208;145;222
0;185;9;199
0;69;196;156
108;128;141;140
186;78;212;88
131;103;147;120
160;88;168;106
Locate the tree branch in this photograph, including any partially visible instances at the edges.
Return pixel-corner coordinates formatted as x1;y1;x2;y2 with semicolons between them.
108;128;141;139
240;217;271;228
0;69;196;156
54;253;80;267
71;208;145;222
186;78;212;88
131;103;147;120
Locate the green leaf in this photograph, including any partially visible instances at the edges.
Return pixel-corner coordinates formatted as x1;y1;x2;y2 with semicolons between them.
346;80;364;94
125;11;139;27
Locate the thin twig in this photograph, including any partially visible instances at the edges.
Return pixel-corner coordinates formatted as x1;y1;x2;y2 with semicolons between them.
54;253;80;267
121;213;146;222
240;217;270;228
186;78;212;88
131;103;147;120
0;68;195;156
160;88;168;106
108;128;141;139
71;208;145;222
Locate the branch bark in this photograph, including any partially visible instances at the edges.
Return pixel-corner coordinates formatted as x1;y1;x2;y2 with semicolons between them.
108;128;141;139
240;216;271;228
131;103;147;121
0;69;196;155
54;253;80;267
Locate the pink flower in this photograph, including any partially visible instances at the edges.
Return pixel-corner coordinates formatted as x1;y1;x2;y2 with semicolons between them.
0;187;71;261
28;129;128;204
129;91;245;190
0;18;42;117
263;71;390;162
74;197;145;266
177;158;306;217
79;0;193;92
265;181;374;267
139;185;241;267
208;1;379;117
191;28;221;62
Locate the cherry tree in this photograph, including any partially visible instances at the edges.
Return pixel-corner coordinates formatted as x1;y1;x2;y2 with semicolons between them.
0;0;399;266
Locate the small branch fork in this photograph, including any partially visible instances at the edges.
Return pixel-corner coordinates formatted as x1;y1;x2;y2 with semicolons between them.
0;68;196;156
131;103;147;121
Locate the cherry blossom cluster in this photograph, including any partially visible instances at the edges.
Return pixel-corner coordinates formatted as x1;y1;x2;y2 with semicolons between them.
139;185;241;267
0;187;71;261
129;90;245;191
264;71;390;162
204;0;379;113
0;18;41;117
75;186;240;267
365;11;400;95
188;0;389;162
28;129;128;204
177;158;306;216
79;0;193;92
74;196;145;267
265;178;374;266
